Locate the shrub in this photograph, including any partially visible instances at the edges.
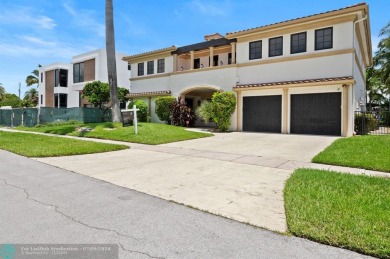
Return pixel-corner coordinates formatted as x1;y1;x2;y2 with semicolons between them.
354;113;377;135
128;100;148;122
211;92;236;131
0;93;21;108
196;100;213;124
170;98;196;127
155;96;175;123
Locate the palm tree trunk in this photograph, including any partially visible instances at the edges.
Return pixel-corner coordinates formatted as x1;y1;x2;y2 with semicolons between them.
105;0;121;122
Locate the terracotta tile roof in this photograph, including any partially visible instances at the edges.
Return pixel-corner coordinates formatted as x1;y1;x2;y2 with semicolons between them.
124;46;177;59
234;76;354;89
226;3;366;36
126;90;171;97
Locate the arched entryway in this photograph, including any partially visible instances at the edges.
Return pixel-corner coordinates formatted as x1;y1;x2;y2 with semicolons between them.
179;85;221;127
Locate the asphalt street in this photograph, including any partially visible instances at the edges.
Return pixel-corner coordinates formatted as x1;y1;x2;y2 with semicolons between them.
0;150;372;259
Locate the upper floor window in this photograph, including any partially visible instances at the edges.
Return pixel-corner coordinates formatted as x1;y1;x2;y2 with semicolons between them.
73;63;84;83
147;61;154;75
138;63;144;76
291;32;307;54
157;59;165;73
315;27;333;50
128;64;131;70
55;69;68;87
269;36;283;57
249;40;262;60
40;73;43;83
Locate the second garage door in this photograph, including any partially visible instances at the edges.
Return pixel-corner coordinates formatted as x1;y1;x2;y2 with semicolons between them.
243;95;282;133
290;92;341;136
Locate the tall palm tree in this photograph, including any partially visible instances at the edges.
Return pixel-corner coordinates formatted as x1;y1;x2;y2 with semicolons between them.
374;21;390;87
26;69;39;87
0;83;5;101
105;0;121;122
366;67;386;110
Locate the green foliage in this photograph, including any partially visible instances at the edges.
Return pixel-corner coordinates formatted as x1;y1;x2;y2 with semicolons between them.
285;169;390;258
312;135;390;172
0;93;21;108
374;21;390;87
82;81;110;110
128;99;148;122
25;69;39;86
0;84;5;101
22;88;39;107
354;113;378;135
118;87;130;104
195;101;213;124
155;96;176;123
211;92;236;131
170;98;196;127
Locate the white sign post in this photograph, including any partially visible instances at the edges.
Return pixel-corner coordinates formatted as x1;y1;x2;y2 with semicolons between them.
121;105;140;134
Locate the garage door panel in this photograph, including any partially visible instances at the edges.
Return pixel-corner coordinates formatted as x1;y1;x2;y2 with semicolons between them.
290;93;341;136
243;95;281;133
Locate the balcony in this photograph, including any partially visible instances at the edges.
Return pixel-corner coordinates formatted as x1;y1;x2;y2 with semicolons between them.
172;37;237;73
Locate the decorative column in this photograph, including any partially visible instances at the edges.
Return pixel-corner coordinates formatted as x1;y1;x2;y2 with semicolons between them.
236;91;242;131
173;54;177;72
282;88;289;134
190;50;194;70
342;84;350;137
230;42;236;64
209;46;214;67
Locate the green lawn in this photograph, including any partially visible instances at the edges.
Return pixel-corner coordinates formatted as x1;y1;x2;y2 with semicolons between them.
312;135;390;172
17;122;212;145
284;169;390;258
0;131;128;157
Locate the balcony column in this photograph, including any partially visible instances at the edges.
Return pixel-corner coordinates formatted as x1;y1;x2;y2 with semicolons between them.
209;46;214;67
190;50;194;70
173;54;177;72
230;42;236;64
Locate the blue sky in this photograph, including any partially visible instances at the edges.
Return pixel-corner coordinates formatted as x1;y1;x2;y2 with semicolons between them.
0;0;388;95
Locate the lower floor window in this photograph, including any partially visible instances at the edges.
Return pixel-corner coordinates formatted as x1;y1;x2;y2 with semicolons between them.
54;93;68;108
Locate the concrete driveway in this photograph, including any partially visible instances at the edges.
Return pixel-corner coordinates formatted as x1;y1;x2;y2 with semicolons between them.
35;131;339;233
165;131;339;162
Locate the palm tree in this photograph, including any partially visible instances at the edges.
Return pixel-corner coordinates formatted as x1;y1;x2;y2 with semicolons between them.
374;21;390;87
26;69;39;87
0;83;5;101
24;88;39;102
105;0;121;122
366;67;388;110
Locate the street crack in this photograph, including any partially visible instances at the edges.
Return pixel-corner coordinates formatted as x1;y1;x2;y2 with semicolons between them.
118;243;165;259
0;178;141;241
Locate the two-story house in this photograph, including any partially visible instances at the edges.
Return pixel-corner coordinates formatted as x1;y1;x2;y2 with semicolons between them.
38;49;131;108
123;3;372;137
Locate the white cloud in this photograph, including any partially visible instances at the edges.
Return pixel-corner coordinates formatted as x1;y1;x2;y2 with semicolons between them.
62;0;105;37
18;35;56;47
0;39;96;59
0;9;56;30
120;14;147;36
63;1;77;16
36;16;57;29
189;0;231;16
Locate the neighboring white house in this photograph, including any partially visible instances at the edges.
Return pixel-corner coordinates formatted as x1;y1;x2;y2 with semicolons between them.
123;3;372;136
38;49;131;108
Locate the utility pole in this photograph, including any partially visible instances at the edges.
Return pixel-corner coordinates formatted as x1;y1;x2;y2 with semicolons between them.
18;82;21;100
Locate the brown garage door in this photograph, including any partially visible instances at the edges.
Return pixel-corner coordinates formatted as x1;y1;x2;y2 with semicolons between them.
290;93;341;136
243;95;282;133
